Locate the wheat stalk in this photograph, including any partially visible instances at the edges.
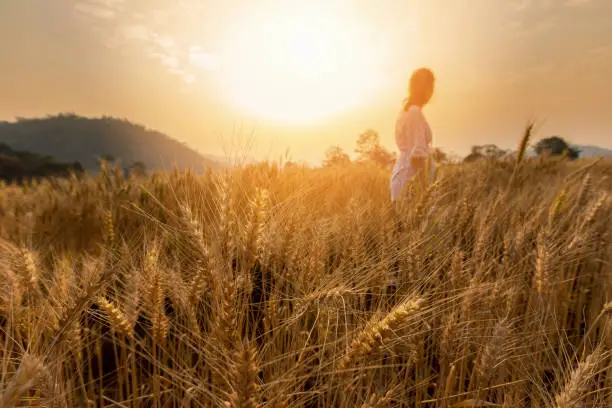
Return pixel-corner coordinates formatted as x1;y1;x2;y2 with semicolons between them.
515;121;534;165
97;296;134;340
0;354;44;408
227;343;260;408
553;347;602;408
338;298;425;371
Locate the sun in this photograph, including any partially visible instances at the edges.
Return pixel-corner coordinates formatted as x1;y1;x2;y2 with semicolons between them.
215;4;387;125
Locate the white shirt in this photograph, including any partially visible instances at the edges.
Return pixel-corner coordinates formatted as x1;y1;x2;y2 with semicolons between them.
394;105;432;157
390;105;435;201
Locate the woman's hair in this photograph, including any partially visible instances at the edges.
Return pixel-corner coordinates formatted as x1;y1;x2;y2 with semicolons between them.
404;67;435;110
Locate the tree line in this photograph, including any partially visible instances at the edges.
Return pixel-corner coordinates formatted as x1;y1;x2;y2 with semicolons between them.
0;143;84;184
322;130;581;168
0;144;150;184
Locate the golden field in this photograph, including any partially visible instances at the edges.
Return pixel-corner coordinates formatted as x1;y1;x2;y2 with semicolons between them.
0;157;611;407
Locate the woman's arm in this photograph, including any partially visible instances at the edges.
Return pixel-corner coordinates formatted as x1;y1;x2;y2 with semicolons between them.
411;156;427;186
408;110;429;185
411;156;426;171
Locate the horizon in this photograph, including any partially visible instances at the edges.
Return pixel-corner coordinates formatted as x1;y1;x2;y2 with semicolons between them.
2;112;611;167
2;1;612;163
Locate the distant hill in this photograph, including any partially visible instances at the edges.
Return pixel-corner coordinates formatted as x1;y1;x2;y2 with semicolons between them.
0;142;83;183
573;145;612;158
506;144;612;160
0;114;220;173
523;145;612;158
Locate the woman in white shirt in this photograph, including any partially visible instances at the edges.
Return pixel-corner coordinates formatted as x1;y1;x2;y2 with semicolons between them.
390;68;436;202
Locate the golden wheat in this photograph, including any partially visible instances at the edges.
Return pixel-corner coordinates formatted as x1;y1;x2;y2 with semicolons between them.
0;157;610;407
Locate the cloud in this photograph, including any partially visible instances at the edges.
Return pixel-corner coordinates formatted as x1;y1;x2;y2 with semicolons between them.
511;0;532;11
509;18;557;38
510;0;554;11
74;0;125;20
511;0;594;12
74;4;115;19
152;52;179;70
153;35;176;51
121;25;151;41
565;0;592;6
74;0;216;85
189;47;219;71
143;35;199;84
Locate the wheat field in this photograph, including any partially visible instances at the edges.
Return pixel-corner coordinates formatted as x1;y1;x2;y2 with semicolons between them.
0;156;611;407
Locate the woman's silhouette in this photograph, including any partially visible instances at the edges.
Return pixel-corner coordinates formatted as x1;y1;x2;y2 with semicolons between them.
390;68;436;202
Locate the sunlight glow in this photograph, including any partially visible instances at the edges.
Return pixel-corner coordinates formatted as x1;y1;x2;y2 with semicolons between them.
215;4;392;124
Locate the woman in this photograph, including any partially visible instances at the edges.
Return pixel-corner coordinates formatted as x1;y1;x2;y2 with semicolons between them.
390;68;436;202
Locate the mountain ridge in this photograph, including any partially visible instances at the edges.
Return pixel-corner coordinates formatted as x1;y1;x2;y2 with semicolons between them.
0;113;220;173
572;144;612;158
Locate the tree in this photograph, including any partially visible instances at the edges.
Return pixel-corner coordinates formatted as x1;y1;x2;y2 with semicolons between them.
355;129;395;168
0;144;83;184
368;145;396;168
355;129;380;160
464;144;509;162
100;153;115;163
323;145;351;167
431;147;448;164
481;144;509;158
129;161;147;177
98;153;116;168
534;136;580;160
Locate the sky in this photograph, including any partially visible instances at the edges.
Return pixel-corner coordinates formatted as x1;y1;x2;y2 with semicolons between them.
1;0;611;164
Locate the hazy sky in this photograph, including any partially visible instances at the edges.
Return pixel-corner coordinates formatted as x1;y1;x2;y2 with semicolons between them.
1;0;611;163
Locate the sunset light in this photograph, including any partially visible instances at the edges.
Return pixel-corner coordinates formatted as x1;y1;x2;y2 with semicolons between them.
3;1;612;406
215;3;396;124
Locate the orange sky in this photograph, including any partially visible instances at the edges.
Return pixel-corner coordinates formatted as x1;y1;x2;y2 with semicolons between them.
1;0;611;164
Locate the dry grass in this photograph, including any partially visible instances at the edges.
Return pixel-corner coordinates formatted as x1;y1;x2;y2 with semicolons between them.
0;156;612;407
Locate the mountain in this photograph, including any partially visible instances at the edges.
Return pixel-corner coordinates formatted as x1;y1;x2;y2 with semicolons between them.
573;145;612;158
0;114;220;173
510;144;611;159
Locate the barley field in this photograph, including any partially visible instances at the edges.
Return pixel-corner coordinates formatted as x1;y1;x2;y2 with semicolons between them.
1;156;611;407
